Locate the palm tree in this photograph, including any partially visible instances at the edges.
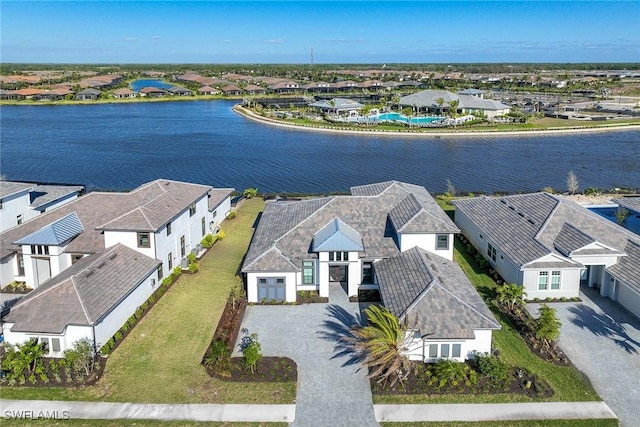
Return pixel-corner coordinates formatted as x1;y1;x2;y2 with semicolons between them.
448;99;460;118
496;283;527;312
243;188;258;199
435;97;445;115
342;305;412;387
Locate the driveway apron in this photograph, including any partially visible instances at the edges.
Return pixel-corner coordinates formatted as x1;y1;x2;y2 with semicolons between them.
235;283;379;426
528;287;640;427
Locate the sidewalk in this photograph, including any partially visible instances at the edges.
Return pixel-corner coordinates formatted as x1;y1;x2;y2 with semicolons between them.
1;399;616;423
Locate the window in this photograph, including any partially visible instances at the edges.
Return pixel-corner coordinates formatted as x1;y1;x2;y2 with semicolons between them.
441;344;450;358
259;278;267;284
168;252;173;270
428;344;438;358
138;232;150;248
51;338;61;353
157;264;163;280
538;271;549;290
17;214;23;225
487;242;497;262
39;337;61;356
180;236;186;257
362;262;374;284
189;203;196;217
201;217;206;236
71;254;83;265
166;222;172;236
551;270;561;290
302;260;315;285
452;344;461;358
436;234;449;250
329;252;349;261
30;245;49;255
0;199;3;209
17;252;25;276
212;210;217;219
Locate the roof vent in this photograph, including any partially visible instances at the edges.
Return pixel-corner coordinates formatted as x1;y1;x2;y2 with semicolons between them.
500;199;507;204
528;219;536;225
518;212;526;218
96;261;106;269
509;206;516;211
85;270;94;278
108;253;117;260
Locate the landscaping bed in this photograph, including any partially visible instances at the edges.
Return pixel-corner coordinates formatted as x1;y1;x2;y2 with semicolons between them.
349;289;381;303
0;281;31;294
297;290;328;304
372;360;552;400
208;357;297;383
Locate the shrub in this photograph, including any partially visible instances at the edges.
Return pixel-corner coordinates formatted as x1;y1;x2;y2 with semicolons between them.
141;301;149;311
465;244;477;255
188;262;199;273
135;308;143;319
63;338;96;376
227;211;236;220
187;252;197;264
433;360;477;388
241;333;262;374
203;340;232;377
122;322;130;333
475;352;509;388
114;331;123;342
217;229;226;240
201;234;215;248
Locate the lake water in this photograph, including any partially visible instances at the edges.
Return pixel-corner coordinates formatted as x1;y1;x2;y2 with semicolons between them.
1;100;639;194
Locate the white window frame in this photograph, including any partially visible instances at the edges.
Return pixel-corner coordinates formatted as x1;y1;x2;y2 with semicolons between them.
551;270;561;290
538;271;549;290
436;234;449;250
302;260;315;285
487;242;497;262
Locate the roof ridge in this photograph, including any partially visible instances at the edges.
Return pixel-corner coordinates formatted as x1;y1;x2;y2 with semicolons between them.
398;248;435;321
71;276;93;324
273;196;337;244
432;279;501;329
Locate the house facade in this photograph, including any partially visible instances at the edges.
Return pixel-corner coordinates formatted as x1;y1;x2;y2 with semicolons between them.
242;181;459;304
453;193;640;318
2;244;161;357
241;181;500;361
0;180;233;290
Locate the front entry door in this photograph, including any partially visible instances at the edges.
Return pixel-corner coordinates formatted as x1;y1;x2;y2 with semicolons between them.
329;265;348;283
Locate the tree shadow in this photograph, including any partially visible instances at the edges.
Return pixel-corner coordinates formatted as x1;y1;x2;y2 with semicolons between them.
316;304;366;368
568;304;640;354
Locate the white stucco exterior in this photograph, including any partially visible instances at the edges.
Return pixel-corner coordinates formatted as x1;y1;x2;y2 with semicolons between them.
404;329;494;362
398;232;454;261
0;189;31;232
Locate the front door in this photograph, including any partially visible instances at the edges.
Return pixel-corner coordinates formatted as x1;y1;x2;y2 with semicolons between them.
580;266;590;287
329;265;348;283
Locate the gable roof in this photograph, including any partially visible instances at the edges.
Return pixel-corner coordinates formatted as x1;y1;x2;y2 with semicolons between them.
242;181;458;272
15;212;84;246
0;181;35;199
312;218;364;252
0;179;212;258
376;247;500;339
607;240;640;292
613;197;640;214
453;193;636;268
208;188;234;211
29;184;84;210
3;244;160;334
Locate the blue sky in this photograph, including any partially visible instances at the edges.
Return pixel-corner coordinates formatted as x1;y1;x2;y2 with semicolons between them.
1;1;639;63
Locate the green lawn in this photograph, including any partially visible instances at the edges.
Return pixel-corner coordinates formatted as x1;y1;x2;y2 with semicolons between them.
375;198;599;404
2;421;285;427
0;198;296;404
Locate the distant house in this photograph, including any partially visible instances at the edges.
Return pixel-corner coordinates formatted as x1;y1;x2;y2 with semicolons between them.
14;88;45;100
198;85;219;95
309;98;364;114
113;88;135;99
241;181;499;361
453;193;640;319
168;86;193;96
243;84;266;95
36;88;73;101
267;81;299;94
2;243;161;357
301;82;334;93
221;85;242;96
138;87;167;97
0;89;18;100
0;181;84;233
75;88;102;100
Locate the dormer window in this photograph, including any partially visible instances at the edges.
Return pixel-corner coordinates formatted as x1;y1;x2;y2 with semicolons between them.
329;252;349;261
30;245;49;255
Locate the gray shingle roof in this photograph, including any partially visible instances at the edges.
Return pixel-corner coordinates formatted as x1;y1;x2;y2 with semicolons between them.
0;181;35;199
376;247;500;339
242;182;458;272
453;193;639;272
29;184;84;210
608;240;640;292
14;212;84;245
0;179;213;258
208;188;234;211
3;244;160;333
398;90;509;111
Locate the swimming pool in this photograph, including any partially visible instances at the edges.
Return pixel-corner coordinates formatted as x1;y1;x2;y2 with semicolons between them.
371;112;441;124
588;206;640;235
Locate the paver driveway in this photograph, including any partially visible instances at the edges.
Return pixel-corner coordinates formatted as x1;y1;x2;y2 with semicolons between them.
528;287;640;427
234;283;379;426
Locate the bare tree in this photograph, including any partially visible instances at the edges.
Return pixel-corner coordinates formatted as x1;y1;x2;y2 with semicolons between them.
446;179;456;197
566;171;579;195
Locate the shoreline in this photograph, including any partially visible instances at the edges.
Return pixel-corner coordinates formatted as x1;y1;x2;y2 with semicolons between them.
233;105;640;138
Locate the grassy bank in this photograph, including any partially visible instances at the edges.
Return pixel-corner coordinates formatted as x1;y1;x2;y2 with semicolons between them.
0;198;296;404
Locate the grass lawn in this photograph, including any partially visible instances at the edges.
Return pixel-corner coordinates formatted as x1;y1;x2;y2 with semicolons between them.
0;198;296;404
381;420;618;427
374;198;600;405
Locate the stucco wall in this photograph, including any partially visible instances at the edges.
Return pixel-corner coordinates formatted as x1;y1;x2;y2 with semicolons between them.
0;190;30;233
523;267;582;299
407;329;494;362
246;271;297;302
104;230;156;259
616;280;640;319
398;233;454;261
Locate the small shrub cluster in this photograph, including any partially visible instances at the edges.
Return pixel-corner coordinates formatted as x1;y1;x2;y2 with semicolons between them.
1;281;30;294
297;290;329;304
0;338;104;387
201;229;226;249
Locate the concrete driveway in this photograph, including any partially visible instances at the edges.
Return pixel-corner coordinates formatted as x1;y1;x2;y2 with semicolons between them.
234;283;379;426
528;287;640;427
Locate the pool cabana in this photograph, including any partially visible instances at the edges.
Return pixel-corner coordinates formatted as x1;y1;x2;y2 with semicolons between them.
309;98;364;116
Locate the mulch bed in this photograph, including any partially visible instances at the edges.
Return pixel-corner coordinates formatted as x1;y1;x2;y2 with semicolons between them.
0;356;106;388
372;362;553;399
296;291;328;304
211;297;248;350
207;357;297;383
